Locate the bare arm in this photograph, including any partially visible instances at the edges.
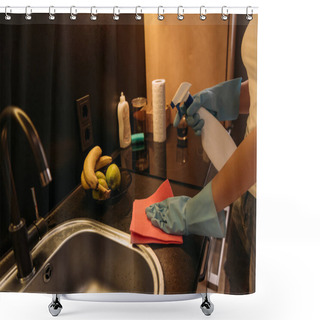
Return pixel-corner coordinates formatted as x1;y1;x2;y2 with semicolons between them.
211;127;256;212
239;80;250;114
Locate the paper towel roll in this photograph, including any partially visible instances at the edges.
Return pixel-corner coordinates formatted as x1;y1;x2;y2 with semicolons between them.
152;79;166;142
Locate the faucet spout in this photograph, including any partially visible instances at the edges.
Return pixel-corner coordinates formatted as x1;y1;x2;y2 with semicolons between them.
0;106;52;280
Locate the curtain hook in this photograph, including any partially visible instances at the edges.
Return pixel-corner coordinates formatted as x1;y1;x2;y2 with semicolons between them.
200;6;207;20
246;6;253;21
177;6;184;21
25;6;32;20
90;6;98;21
113;6;120;21
135;6;142;21
5;6;12;21
158;6;164;21
221;6;228;21
49;6;55;21
70;6;77;20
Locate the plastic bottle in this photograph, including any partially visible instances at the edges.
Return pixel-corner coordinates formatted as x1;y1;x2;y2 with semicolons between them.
117;92;131;148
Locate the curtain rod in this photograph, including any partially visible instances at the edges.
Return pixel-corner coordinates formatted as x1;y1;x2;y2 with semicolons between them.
0;6;258;15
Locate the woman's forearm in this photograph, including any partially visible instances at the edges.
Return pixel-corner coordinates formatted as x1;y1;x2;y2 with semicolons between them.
211;127;256;212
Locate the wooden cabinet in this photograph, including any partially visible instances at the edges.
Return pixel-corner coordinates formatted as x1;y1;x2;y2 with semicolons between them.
144;14;236;122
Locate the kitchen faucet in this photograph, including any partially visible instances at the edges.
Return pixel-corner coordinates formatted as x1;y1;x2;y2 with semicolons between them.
0;106;52;281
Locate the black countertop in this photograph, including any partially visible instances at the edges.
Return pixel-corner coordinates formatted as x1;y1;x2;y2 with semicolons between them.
46;173;205;294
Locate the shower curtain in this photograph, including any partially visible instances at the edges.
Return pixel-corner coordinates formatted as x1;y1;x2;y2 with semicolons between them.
0;11;257;296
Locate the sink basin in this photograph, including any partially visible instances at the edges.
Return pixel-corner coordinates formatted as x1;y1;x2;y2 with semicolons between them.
0;218;164;294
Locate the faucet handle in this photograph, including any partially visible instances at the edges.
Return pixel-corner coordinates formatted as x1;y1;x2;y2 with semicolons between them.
29;187;48;244
30;187;40;220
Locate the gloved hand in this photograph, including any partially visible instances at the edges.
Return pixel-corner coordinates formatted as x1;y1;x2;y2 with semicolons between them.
145;182;226;238
173;78;242;135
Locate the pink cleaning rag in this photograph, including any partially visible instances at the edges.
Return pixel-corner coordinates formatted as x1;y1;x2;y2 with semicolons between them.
130;179;183;244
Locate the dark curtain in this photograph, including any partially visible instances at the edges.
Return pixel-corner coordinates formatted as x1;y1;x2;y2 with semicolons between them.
0;14;146;256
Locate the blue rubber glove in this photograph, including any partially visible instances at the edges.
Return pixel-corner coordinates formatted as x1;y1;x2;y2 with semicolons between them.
145;182;226;238
173;78;242;135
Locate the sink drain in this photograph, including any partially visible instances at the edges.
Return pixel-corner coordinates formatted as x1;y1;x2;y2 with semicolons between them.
43;263;53;283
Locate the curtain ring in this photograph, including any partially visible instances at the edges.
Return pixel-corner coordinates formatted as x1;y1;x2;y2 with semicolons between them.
90;6;98;21
158;6;164;21
49;6;55;21
5;6;12;21
200;6;207;20
70;6;77;20
25;6;32;20
221;6;228;21
177;6;184;21
135;6;142;21
113;6;120;21
246;6;253;21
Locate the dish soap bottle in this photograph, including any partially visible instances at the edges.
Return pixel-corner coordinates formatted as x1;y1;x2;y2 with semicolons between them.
118;92;131;148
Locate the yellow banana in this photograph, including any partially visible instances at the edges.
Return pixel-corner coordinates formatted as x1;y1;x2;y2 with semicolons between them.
82;169;111;199
97;183;112;199
81;171;91;190
95;155;112;171
83;146;102;190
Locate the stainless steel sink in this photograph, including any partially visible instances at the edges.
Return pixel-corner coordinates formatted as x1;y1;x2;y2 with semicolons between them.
0;219;164;294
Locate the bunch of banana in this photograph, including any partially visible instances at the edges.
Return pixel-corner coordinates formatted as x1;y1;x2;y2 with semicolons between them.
81;146;112;200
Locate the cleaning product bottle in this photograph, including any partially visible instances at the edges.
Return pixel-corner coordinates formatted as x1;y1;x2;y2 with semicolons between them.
177;115;188;141
117;92;131;148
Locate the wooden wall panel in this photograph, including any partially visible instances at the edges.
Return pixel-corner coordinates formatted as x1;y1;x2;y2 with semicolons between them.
144;14;230;121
